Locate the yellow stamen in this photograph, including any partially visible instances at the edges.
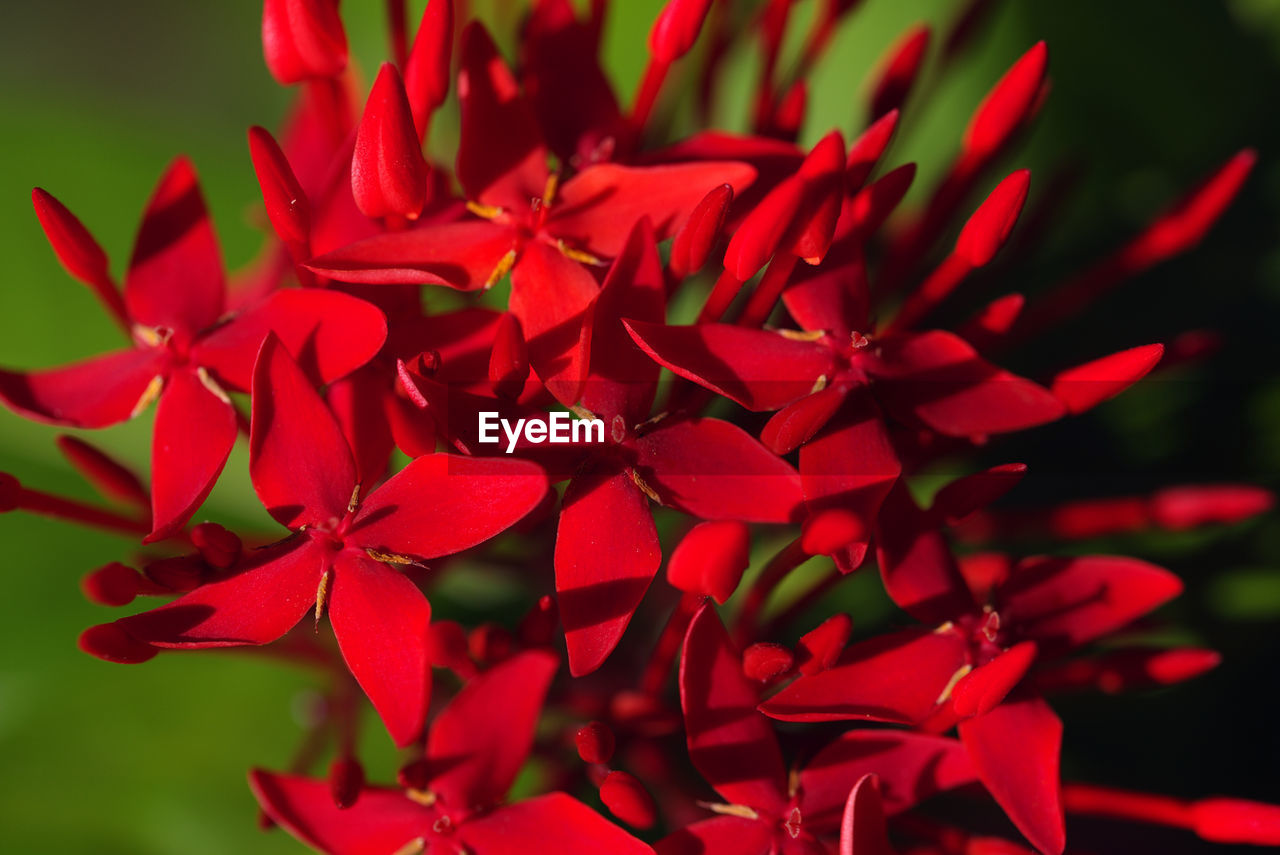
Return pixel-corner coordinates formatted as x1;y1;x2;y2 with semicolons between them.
629;469;663;505
406;788;437;807
485;249;518;290
366;549;427;569
314;569;331;632
809;374;829;394
197;366;231;405
465;201;503;220
131;375;165;418
935;663;973;705
557;240;605;267
777;328;825;342
542;172;560;209
391;838;426;855
697;801;760;820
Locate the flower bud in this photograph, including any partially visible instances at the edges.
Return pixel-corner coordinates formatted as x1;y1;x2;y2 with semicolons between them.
600;770;657;829
79;623;157;664
1149;484;1274;530
489;313;529;401
666;520;750;604
956;169;1031;268
352;63;430;220
82;562;142;607
575;721;616;765
669;184;732;279
743;642;794;682
962;41;1047;162
248;126;311;247
262;0;349;85
801;508;865;556
649;0;715;65
404;0;454;138
796;613;852;675
869;25;930;120
328;757;365;809
191;522;243;569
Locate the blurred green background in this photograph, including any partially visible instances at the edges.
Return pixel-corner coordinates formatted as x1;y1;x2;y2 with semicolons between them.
1;0;1277;852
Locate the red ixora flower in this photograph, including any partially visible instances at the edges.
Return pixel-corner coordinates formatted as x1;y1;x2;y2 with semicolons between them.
82;334;548;746
0;160;387;540
251;650;655;855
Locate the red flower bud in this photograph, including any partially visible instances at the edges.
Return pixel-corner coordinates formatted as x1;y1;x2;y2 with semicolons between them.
328;757;365;809
31;188;110;288
649;0;715;65
599;770;657;829
869;25;930;120
489;312;529;401
846;109;899;191
796;613;852;675
468;622;513;665
404;0;454;138
962;41;1048;162
1149;484;1274;530
518;594;559;647
0;472;20;512
1050;344;1164;415
352;63;430;220
743;642;794;682
79;623;157;664
1191;798;1280;846
262;0;349;85
956;169;1031;267
191;522;243;570
82;562;141;607
666;520;751;604
247;126;310;247
669;184;733;279
801;508;865;556
575;721;617;765
143;555;208;593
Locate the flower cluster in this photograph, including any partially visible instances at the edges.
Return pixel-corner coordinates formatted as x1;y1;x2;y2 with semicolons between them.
2;1;1277;853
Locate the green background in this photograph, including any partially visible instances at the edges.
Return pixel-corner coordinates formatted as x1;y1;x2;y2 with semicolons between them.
1;0;1277;852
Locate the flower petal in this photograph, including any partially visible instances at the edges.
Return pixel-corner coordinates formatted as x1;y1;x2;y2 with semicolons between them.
250;334;357;530
839;775;893;855
873;482;974;624
125;158;225;339
349;453;548;560
681;602;787;813
655;816;772;855
0;347;164;428
1050;343;1163;415
330;552;432;747
250;771;426;855
306;219;518;288
624;320;834;412
556;461;660;677
31;188;128;322
958;696;1065;855
426;649;558;807
460;792;654;855
147;367;238;541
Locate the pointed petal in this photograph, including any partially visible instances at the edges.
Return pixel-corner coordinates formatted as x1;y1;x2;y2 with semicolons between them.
31;188;127;321
931;463;1027;525
330;552;431;747
404;0;454;135
353;63;430;220
624;320;834;412
117;540;319;647
655;816;772;855
509;240;599;406
456;22;549;211
195;288;387;390
349;453;547;560
1050;344;1163;415
584;219;665;424
327;367;396;484
801;731;976;827
306;219;517;287
873;482;974;624
125;158;225;338
839;775;893;855
762;384;847;455
637;418;804;523
250;771;426;855
868;330;1064;436
681;602;787;813
1149;483;1275;529
428;650;558;808
997;555;1182;654
460;793;654;855
0;347;164;428
959;696;1065;855
783;241;870;339
552;161;757;258
952;641;1038;718
556;462;660;677
669;183;734;278
147;367;238;541
250;334;357;530
845;111;900;191
759;628;967;724
667;520;751;605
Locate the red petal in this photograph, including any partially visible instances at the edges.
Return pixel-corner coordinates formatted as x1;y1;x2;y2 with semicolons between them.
600;770;658;829
250;334;357;530
952;641;1037;718
801;731;976;824
250;771;427;855
79;623;157;664
31;188;126;321
556;462;659;676
404;0;454;136
261;0;349;85
147;367;238;541
625;320;833;412
1149;483;1274;529
247;126;310;246
869;330;1065;436
959;696;1065;855
306;219;517;288
759;628;967;724
125;158;225;339
869;24;930;120
743;643;794;682
874;482;974;623
461;793;654;855
426;649;557;806
456;22;549;212
327;368;395;484
637;418;804;523
670;183;734;278
1192;797;1280;846
649;0;715;63
509;240;599;406
350;453;547;560
1050;344;1163;415
195;288;386;391
839;775;893;855
958;293;1024;349
0;347;164;428
763;384;847;455
956;169;1031;267
56;435;148;509
489;312;530;400
681;602;786;813
655;816;773;855
962;42;1048;161
846;110;900;191
931;463;1027;525
584;218;665;424
722;173;805;281
575;720;617;765
997;555;1182;653
80;562;140;607
117;540;319;647
353;64;430;220
795;613;852;676
330;552;432;747
552;161;756;259
783;242;871;339
785;131;848;264
667;520;751;604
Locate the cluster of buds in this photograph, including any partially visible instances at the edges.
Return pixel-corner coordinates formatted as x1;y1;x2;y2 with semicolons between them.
2;1;1276;853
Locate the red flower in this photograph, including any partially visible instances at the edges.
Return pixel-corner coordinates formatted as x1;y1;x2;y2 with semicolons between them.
84;335;547;746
